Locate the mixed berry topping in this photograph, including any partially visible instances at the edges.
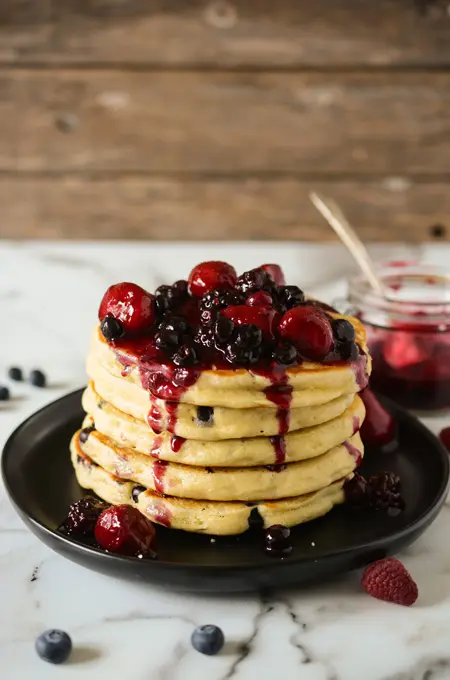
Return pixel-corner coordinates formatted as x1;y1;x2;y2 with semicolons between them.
94;504;156;557
97;262;363;370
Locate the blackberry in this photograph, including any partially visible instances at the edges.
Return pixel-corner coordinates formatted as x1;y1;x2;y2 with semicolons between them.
161;316;190;335
234;324;262;349
154;330;177;350
213;317;235;344
63;495;108;536
225;343;261;366
273;342;298;366
235;268;274;295
155;284;186;314
200;288;243;312
172;344;198;367
368;472;403;512
276;285;305;311
264;524;292;557
331;318;355;343
200;309;215;327
195;327;215;349
344;473;370;509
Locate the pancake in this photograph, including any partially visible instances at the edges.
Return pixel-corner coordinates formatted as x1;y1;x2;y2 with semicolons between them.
71;429;363;501
82;386;365;466
86;373;357;440
88;317;371;409
72;443;347;535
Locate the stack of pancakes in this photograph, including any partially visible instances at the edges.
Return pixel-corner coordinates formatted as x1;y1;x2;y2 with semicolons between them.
71;313;371;535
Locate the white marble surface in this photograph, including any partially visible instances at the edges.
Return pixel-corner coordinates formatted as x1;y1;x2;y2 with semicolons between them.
2;240;450;680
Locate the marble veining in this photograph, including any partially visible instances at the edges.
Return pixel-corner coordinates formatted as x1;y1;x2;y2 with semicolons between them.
1;240;450;680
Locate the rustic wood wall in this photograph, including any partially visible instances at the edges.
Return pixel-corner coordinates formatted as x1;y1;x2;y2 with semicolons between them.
1;0;450;241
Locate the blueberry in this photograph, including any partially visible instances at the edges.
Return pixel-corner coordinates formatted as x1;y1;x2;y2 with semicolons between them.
264;524;292;557
35;629;72;664
235;268;273;295
8;367;23;381
79;425;95;444
100;314;124;342
132;485;146;503
191;625;225;656
197;406;214;425
276;285;305;310
0;385;10;401
331;318;355;343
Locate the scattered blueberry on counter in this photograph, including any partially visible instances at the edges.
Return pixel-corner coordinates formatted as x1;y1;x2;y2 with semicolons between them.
191;625;225;656
0;386;10;401
29;369;47;388
35;630;72;664
8;366;23;381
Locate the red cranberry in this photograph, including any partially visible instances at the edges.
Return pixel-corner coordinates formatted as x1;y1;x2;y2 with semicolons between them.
278;305;333;361
360;389;397;450
246;291;273;308
221;305;277;338
261;264;286;286
99;283;156;335
95;505;156;557
188;261;237;297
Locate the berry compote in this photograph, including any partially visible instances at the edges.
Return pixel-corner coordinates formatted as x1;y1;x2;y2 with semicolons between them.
348;263;450;412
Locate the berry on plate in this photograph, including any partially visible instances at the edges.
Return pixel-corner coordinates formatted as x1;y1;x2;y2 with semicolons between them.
278;305;333;361
95;504;156;556
99;282;156;335
362;558;418;606
188;261;237;297
29;369;47;388
8;366;23;381
35;629;72;664
191;625;225;655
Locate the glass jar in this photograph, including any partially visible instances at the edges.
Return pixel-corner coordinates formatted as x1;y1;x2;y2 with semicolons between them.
348;263;450;412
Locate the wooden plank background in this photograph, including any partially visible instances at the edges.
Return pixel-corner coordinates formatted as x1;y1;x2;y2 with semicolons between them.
1;0;450;241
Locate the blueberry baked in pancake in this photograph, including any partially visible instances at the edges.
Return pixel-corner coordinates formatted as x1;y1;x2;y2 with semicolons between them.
71;262;371;535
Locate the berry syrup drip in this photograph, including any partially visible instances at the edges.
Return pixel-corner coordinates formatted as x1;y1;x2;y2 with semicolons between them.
352;354;369;390
171;435;185;452
254;364;293;437
148;401;163;435
152;459;168;494
114;338;201;437
344;440;362;467
265;463;287;473
150;435;163;458
269;436;286;465
352;416;360;435
151;501;172;528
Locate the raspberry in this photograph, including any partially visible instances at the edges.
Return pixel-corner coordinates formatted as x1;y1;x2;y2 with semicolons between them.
99;282;156;335
361;558;418;606
188;261;237;297
221;305;277;339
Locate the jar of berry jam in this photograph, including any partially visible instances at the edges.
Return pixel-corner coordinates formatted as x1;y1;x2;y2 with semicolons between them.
347;263;450;412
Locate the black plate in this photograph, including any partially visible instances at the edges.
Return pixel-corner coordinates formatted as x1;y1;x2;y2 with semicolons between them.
2;389;449;592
